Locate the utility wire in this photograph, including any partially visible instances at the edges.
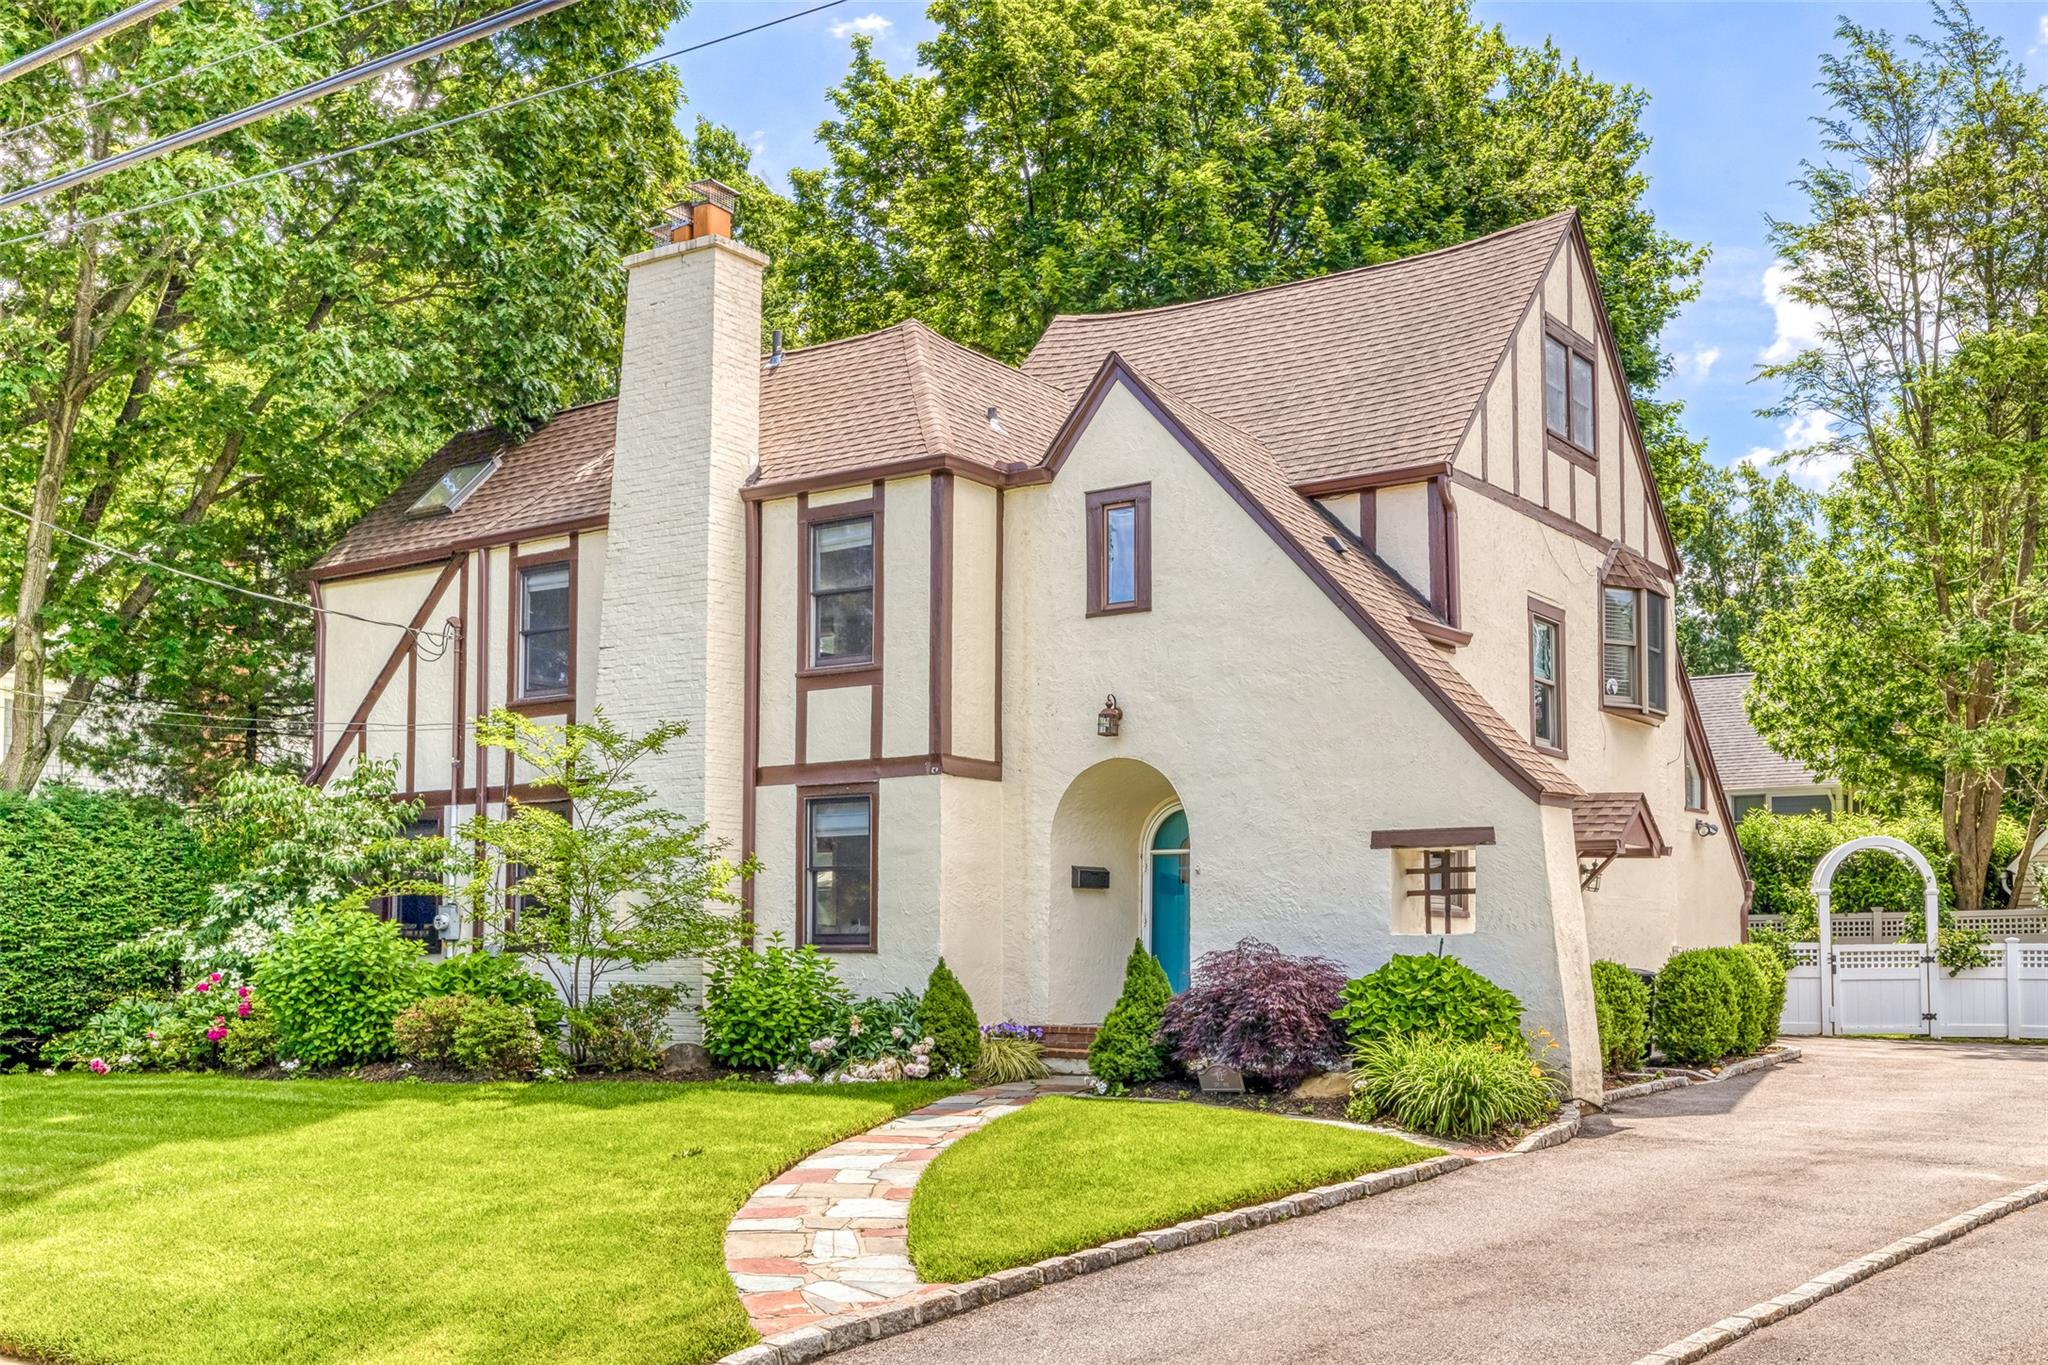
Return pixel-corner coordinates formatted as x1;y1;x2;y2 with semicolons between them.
0;498;452;647
0;0;185;88
0;0;585;210
0;0;849;247
2;0;405;149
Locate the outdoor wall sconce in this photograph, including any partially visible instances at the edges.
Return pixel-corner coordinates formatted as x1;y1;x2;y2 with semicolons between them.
1695;818;1720;837
1097;693;1123;737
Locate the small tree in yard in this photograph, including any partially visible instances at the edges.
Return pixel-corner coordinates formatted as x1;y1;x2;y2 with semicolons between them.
1089;941;1173;1086
458;710;755;1055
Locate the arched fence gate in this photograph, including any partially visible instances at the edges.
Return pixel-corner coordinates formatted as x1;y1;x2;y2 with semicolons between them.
1778;835;2048;1039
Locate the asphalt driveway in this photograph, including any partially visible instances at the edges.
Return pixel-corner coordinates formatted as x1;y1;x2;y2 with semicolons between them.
840;1038;2048;1364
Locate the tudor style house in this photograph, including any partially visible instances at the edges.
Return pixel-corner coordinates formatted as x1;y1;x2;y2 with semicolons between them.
309;183;1749;1098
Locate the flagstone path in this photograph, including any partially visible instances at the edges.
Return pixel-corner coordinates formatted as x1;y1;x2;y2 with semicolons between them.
723;1077;1094;1338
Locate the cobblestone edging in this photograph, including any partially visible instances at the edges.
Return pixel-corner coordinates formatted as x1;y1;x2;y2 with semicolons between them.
1602;1046;1803;1106
1630;1175;2048;1365
718;1150;1474;1365
1508;1101;1582;1153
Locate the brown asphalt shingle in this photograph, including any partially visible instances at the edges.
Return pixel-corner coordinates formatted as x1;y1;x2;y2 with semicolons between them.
1572;791;1661;854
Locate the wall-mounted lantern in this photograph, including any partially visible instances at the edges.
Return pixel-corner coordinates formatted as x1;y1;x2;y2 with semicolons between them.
1097;693;1123;737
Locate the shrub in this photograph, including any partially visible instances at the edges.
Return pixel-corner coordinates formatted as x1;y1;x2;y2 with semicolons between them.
919;959;982;1075
254;909;426;1066
424;952;565;1036
40;996;174;1071
1158;938;1348;1089
1089;941;1174;1086
568;984;680;1072
392;994;470;1065
1334;953;1524;1051
1653;949;1739;1063
451;996;546;1077
702;933;849;1070
0;787;211;1059
1348;1035;1558;1139
1739;943;1788;1043
1718;946;1772;1056
220;998;278;1071
1936;924;1992;976
1590;961;1650;1073
976;1023;1049;1083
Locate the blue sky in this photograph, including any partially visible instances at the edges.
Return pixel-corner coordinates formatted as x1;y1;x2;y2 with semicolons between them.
660;1;2048;482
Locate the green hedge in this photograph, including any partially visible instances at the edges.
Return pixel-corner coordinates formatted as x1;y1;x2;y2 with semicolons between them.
1590;961;1650;1073
1738;810;2027;923
1653;949;1740;1063
0;787;214;1058
1089;940;1173;1086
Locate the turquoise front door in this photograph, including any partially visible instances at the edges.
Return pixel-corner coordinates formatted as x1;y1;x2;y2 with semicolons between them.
1149;808;1191;992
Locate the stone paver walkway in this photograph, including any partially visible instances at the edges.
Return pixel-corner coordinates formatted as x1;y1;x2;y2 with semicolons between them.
724;1077;1092;1338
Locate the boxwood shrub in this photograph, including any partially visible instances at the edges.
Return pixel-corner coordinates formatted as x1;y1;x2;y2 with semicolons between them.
1334;953;1524;1051
1590;961;1650;1073
1652;949;1739;1063
919;958;983;1075
1718;945;1773;1056
1088;940;1173;1085
1739;942;1788;1047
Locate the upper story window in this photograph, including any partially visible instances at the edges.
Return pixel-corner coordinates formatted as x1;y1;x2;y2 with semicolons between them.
805;789;875;950
1684;734;1706;812
518;563;571;698
1529;600;1565;755
1543;329;1596;458
1601;585;1668;717
809;516;875;666
1086;484;1151;616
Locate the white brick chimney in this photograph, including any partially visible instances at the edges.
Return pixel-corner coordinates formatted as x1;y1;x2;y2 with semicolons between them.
595;181;764;851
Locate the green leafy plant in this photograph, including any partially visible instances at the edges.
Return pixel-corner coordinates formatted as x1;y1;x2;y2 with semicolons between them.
1590;961;1650;1073
254;909;426;1066
1936;924;1993;976
1718;946;1773;1056
1652;949;1739;1064
392;994;470;1066
1089;941;1174;1085
424;951;566;1036
1738;943;1788;1044
975;1023;1049;1084
40;995;174;1071
567;984;681;1072
919;958;982;1076
702;933;850;1070
220;998;278;1071
1348;1035;1558;1140
1334;954;1524;1051
451;997;547;1077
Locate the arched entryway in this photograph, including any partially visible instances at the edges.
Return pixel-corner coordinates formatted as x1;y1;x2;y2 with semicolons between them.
1047;758;1186;1022
1811;834;1940;1036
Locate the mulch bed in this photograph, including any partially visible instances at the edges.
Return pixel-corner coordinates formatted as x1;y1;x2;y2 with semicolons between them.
1121;1080;1351;1122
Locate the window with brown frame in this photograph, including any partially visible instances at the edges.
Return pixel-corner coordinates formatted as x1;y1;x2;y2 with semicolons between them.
808;515;875;667
1085;484;1151;616
375;815;446;953
804;789;875;950
1529;600;1566;755
1543;327;1596;458
1393;847;1477;936
1601;585;1669;717
517;562;571;699
1684;733;1707;812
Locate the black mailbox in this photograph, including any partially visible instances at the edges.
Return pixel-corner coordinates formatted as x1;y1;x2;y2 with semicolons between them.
1071;866;1111;890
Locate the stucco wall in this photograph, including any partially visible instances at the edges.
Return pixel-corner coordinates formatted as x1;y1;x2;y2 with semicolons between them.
950;479;1000;763
1374;481;1431;601
880;478;932;758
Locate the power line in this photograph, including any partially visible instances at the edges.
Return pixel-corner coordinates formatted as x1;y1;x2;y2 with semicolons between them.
0;498;452;649
0;0;185;88
1;0;405;150
0;0;849;247
0;0;586;211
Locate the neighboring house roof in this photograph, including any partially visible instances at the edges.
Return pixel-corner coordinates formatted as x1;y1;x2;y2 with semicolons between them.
1691;672;1830;792
1020;212;1575;487
1572;791;1665;857
758;320;1070;486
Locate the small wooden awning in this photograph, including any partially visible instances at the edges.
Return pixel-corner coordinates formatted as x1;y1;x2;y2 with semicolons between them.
1572;791;1667;859
1601;544;1668;591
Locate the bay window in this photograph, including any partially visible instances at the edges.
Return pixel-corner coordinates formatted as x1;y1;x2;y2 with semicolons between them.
1602;584;1669;718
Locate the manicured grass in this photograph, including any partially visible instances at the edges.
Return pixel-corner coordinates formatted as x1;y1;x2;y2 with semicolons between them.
0;1074;958;1365
907;1096;1440;1281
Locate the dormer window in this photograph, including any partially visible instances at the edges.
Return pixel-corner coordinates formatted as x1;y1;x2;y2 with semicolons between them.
405;457;495;519
1543;326;1596;460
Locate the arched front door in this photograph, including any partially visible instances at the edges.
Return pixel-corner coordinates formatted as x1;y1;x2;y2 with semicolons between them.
1147;806;1191;992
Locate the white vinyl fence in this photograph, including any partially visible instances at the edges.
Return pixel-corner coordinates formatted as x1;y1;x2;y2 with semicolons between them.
1751;910;2048;940
1780;939;2048;1039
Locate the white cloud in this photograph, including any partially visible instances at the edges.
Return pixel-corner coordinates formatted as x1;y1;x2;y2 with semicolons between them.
1743;409;1848;490
1760;261;1827;364
828;13;892;38
1677;344;1720;382
2030;15;2048;60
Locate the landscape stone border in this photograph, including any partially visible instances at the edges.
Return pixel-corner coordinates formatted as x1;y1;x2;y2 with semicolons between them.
1602;1046;1803;1106
1630;1175;2048;1364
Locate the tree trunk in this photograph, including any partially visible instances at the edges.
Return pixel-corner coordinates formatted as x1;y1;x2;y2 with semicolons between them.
1943;766;2004;915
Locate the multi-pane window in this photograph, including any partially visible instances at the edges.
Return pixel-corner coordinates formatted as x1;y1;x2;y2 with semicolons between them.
1530;609;1564;753
1543;333;1596;454
1086;484;1151;615
1602;585;1669;716
1397;847;1477;936
519;564;571;697
1602;587;1638;705
376;816;446;953
810;517;874;666
806;793;874;949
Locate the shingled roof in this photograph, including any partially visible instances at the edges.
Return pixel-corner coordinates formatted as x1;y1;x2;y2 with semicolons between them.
1020;212;1575;486
1692;672;1831;792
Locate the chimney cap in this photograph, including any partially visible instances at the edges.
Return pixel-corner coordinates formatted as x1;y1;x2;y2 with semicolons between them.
688;178;740;211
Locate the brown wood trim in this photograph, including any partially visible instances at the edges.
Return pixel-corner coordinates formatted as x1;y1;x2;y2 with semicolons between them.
794;492;808;765
1543;313;1598;358
755;752;1002;786
1292;462;1453;497
1512;293;1526;497
309;512;608;583
506;546;576;706
1360;488;1377;553
309;579;327;773
742;497;761;941
1546;432;1597;471
404;646;417;793
1371;826;1498;849
450;555;468;809
796;781;878;953
311;557;462;786
742;452;1025;503
993;490;1005;765
1527;595;1568;758
1683;723;1709;813
1084;482;1152;617
407;780;566;811
1408;615;1471;648
1449;469;1610;556
798;667;880;692
929;472;953;758
1600;695;1668;726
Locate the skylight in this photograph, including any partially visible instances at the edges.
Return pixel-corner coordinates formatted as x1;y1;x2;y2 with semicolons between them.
405;457;496;519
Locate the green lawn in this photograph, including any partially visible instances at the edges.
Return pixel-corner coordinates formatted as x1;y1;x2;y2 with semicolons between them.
0;1074;957;1365
907;1096;1440;1281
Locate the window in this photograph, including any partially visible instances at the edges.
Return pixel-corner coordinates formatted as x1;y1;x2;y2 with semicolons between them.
805;792;874;949
518;563;571;698
507;799;574;918
1601;585;1669;716
1684;737;1706;812
406;457;495;519
375;817;446;953
809;516;874;666
1529;602;1565;754
1772;793;1834;818
1086;484;1151;616
1393;847;1477;936
1543;331;1596;455
1730;794;1766;824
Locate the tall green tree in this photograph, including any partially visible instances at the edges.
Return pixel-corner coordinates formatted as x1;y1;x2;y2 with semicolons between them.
1747;5;2048;910
1678;461;1818;676
0;0;697;795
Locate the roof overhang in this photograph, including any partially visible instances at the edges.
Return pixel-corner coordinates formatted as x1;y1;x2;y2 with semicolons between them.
1573;791;1667;860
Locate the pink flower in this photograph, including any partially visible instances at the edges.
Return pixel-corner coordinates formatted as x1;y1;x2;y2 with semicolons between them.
144;1030;158;1040
237;1002;252;1018
195;981;210;993
209;971;223;983
237;986;250;999
205;1028;227;1042
88;1058;109;1074
212;1016;225;1027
